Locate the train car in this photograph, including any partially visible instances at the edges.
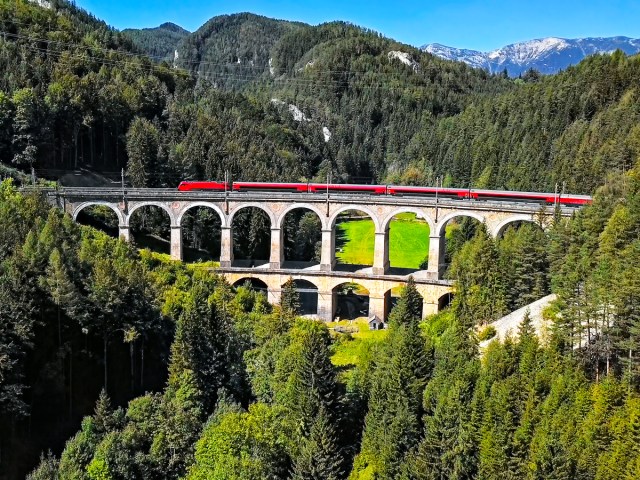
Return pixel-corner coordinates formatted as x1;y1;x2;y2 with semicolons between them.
387;185;471;199
309;183;387;194
472;189;552;203
472;189;592;205
176;181;592;206
555;194;592;206
178;181;228;191
233;182;310;193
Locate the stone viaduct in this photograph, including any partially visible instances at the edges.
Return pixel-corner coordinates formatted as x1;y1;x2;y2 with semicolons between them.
45;187;581;322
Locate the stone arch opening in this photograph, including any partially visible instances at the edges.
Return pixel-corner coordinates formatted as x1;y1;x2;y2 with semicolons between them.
495;220;550;312
333;209;376;272
387;285;424;319
287;279;319;316
438;292;454;311
232;277;269;295
231;207;271;267
494;217;543;239
386;211;431;273
437;214;484;273
282;207;322;268
75;204;120;238
332;282;370;320
128;205;171;255
180;206;222;263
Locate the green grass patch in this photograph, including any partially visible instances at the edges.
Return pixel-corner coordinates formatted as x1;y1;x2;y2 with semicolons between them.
336;218;375;265
335;213;430;269
186;260;220;269
329;318;388;367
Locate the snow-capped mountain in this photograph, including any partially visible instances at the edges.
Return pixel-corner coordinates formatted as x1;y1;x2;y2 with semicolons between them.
422;36;640;76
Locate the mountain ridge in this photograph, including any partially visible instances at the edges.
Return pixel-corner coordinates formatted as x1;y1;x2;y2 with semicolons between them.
123;22;191;61
423;35;640;75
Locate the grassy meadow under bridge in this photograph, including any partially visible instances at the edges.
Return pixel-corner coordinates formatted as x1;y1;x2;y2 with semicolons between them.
335;212;430;269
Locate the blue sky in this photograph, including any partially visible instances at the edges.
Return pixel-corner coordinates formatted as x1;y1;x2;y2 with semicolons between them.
75;0;640;51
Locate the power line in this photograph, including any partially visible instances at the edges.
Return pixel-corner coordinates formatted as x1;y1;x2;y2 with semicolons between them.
13;40;425;93
0;26;430;85
0;17;425;77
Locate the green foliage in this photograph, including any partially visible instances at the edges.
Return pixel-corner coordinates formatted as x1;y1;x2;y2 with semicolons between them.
187;403;298;480
123;23;190;62
167;280;230;412
478;324;497;341
126;117;160;187
280;277;301;316
449;224;506;326
351;282;432;478
26;452;59;480
291;406;344;480
9;2;640;478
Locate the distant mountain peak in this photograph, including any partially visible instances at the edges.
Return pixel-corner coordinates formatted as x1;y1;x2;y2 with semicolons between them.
157;22;190;34
422;36;640;76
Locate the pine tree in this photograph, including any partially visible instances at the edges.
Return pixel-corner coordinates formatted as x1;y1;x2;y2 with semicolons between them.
288;322;342;435
93;389;116;435
409;321;479;480
11;88;39;167
281;277;301;316
26;451;59;480
351;283;432;478
449;224;506;327
126;116;160;188
388;276;422;326
291;406;343;480
41;248;78;346
168;282;229;413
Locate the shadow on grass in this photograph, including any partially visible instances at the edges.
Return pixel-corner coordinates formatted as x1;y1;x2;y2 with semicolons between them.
231;258;270;268
387;266;421;276
334;220;374;269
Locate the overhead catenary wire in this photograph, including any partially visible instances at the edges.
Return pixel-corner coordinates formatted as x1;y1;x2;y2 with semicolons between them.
0;17;430;77
0;26;439;91
11;40;429;94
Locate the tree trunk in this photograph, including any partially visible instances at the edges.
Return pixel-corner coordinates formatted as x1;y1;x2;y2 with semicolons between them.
130;341;135;394
74;125;79;169
140;339;145;390
102;121;106;167
90;127;94;166
69;343;73;419
103;335;108;392
116;121;119;167
57;305;62;348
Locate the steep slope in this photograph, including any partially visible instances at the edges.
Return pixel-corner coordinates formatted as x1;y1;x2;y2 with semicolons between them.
406;51;640;193
123;22;190;62
175;12;304;89
423;36;640;76
260;21;511;181
0;2;332;187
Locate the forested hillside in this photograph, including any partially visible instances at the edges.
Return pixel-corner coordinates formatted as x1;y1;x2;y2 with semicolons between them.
1;1;639;193
0;2;326;184
2;1;640;478
123;23;189;62
412;52;640;193
8;168;640;479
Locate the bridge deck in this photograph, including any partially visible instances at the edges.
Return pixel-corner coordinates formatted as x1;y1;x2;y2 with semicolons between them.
38;187;582;216
211;265;454;287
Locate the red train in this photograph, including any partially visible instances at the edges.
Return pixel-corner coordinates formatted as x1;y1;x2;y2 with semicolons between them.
176;181;592;206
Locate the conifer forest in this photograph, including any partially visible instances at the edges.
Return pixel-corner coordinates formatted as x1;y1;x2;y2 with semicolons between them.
1;1;640;478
